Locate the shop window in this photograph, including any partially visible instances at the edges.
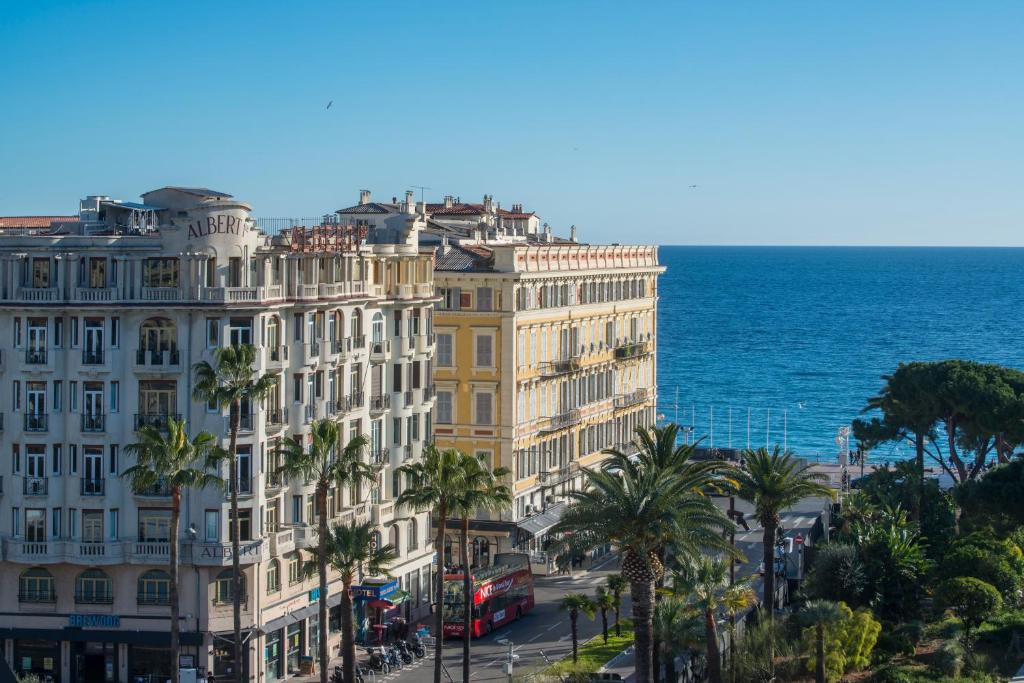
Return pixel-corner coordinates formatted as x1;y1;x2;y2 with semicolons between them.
75;568;113;604
138;569;171;605
19;567;56;602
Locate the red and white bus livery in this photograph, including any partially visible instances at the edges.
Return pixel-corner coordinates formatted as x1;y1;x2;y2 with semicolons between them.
442;553;534;638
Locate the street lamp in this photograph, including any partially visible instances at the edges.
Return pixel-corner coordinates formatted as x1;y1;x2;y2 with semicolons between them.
496;638;518;683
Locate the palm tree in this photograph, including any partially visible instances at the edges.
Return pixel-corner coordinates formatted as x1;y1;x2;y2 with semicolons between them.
595;588;616;643
396;445;468;683
123;419;222;683
799;600;845;683
192;344;277;683
560;594;596;663
312;521;397;683
734;447;834;621
722;585;757;683
450;451;512;683
653;596;703;683
553;445;733;683
606;574;629;637
278;422;374;683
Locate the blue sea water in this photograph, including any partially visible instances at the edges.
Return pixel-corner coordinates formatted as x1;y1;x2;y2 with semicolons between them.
655;247;1024;462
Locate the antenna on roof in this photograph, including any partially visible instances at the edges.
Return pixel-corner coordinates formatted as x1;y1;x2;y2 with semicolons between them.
410;185;432;203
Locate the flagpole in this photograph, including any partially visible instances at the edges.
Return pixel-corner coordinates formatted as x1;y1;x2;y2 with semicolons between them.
766;408;771;448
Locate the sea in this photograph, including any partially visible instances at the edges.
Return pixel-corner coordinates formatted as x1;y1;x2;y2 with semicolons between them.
655;246;1024;464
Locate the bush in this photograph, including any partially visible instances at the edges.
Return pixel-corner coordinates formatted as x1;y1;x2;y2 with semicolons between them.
895;620;925;647
801;543;867;606
929;640;964;678
937;542;1022;599
870;663;913;683
873;630;915;659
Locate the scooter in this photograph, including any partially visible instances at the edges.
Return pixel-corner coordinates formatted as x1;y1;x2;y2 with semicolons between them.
395;640;415;664
365;647;391;674
333;665;365;683
407;635;426;659
384;645;403;670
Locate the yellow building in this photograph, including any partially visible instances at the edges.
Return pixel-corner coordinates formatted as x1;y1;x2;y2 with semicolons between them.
429;228;664;574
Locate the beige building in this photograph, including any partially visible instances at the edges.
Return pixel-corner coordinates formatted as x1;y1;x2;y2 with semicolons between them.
421;198;664;575
0;187;438;682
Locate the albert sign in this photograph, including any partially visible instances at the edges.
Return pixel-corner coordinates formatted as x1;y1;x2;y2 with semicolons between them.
187;213;250;240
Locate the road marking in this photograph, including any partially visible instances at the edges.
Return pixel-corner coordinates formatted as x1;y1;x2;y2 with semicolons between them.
528;633;544;643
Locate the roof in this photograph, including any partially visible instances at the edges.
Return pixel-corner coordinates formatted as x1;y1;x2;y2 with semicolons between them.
163;186;233;198
100;200;163;211
517;503;567;538
0;215;79;228
335;202;399;215
434;243;494;272
426;202;536;219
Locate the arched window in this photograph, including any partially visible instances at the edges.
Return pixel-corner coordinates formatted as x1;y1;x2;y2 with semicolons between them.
351;308;364;338
371;312;385;344
19;567;55;603
76;568;113;604
215;569;244;604
266;560;281;594
407;519;418;551
287;552;303;586
138;569;171;605
389;525;401;556
139;317;177;356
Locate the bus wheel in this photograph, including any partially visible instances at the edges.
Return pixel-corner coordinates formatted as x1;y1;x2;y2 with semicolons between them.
485;621;493;636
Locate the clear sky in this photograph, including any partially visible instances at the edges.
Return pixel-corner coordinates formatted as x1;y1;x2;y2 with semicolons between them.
1;1;1022;246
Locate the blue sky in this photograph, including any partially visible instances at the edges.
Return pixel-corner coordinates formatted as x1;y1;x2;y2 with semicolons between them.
1;1;1022;246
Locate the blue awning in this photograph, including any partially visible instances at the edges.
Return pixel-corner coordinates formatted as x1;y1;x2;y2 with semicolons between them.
351;579;399;601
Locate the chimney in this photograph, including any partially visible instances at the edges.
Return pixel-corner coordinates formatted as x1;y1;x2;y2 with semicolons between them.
483;194;493;214
543;223;552;243
570;225;577;242
441;234;450;254
405;190;415;213
444;195;454;209
359;190;371;205
512;203;522;214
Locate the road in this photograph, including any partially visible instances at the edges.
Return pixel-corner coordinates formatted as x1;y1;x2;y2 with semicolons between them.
339;495;829;683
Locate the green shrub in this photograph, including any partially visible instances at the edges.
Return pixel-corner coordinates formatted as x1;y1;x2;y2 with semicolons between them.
928;640;964;678
870;663;913;683
934;576;1002;650
801;543;868;606
937;543;1022;599
895;620;925;646
873;630;915;659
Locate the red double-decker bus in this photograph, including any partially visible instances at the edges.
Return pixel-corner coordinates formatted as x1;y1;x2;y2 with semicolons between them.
442;553;534;638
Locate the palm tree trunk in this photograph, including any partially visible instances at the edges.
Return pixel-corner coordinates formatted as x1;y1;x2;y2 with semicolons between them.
614;595;621;637
602;608;609;643
460;516;472;683
228;404;243;683
815;624;825;683
318;484;330;683
631;578;656;683
705;608;722;683
914;431;925;522
341;578;357;683
761;522;775;621
433;504;447;683
170;488;182;683
571;612;579;662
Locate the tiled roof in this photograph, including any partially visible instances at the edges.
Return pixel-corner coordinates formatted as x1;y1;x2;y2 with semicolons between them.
434;244;494;272
165;186;233;198
426;202;535;219
0;215;79;228
335;202;399;215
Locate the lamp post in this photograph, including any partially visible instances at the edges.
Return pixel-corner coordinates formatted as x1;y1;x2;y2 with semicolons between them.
496;638;517;683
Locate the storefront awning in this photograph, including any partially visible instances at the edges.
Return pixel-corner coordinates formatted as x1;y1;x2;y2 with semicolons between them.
351;579;398;602
516;503;567;539
261;591;343;636
441;517;516;537
0;627;202;646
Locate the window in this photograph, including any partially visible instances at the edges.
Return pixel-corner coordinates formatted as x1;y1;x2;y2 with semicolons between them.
215;570;243;604
477;287;493;312
438;287;461;311
287;552;304;585
474;392;494;425
229;509;252;542
76;569;113;604
143;258;180;288
267;560;281;593
393;363;402;392
138;570;171;605
407;520;418;550
436;333;453;367
475;334;493;367
206;318;220;348
26;508;46;541
52;381;61;412
138;509;171;542
111;317;120;347
110;382;119;413
109;444;118;474
82;510;103;542
69;381;76;412
205;510;220;542
19;568;55;603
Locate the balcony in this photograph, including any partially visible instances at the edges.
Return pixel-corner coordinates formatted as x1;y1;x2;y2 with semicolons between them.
297;284;319;300
19;588;57;603
350;335;367;351
539;409;582;434
25;348;47;365
328;339;349;359
268;526;296;558
369;394;390;415
80;477;105;496
75;590;114;605
24;476;48;495
140;286;181;301
304;341;321;365
24;413;48;432
325;397;350;417
400;336;415;356
369;447;389;465
135;413;180;431
266;407;288;430
614;341;651;360
304;403;319;424
403;444;414;461
81;412;105;433
76;540;123;564
228;412;254;433
132;542;170;561
540;357;582;378
74;286;117;303
225;475;255;499
200;286;263;304
350;390;365;409
403;390;414;408
266;345;289;367
291;524;315;550
415;333;436;355
135;348;181;368
137;592;170;606
371;501;395;525
614;388;650;409
18;287;59;303
369;340;390;362
133;478;172;498
81;348;104;365
265;471;286;492
423;384;436;402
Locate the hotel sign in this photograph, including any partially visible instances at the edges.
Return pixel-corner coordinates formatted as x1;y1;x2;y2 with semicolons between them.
187;213;250;240
69;614;121;628
194;540;264;565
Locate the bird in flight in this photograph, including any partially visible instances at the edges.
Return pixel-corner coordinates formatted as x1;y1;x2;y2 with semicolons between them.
326;101;333;110
689;184;698;188
797;401;806;410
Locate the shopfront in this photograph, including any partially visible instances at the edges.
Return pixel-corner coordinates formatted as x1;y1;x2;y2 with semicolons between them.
285;622;304;676
14;638;61;682
127;645;171;683
73;641;116;683
264;630;283;682
351;580;399;645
